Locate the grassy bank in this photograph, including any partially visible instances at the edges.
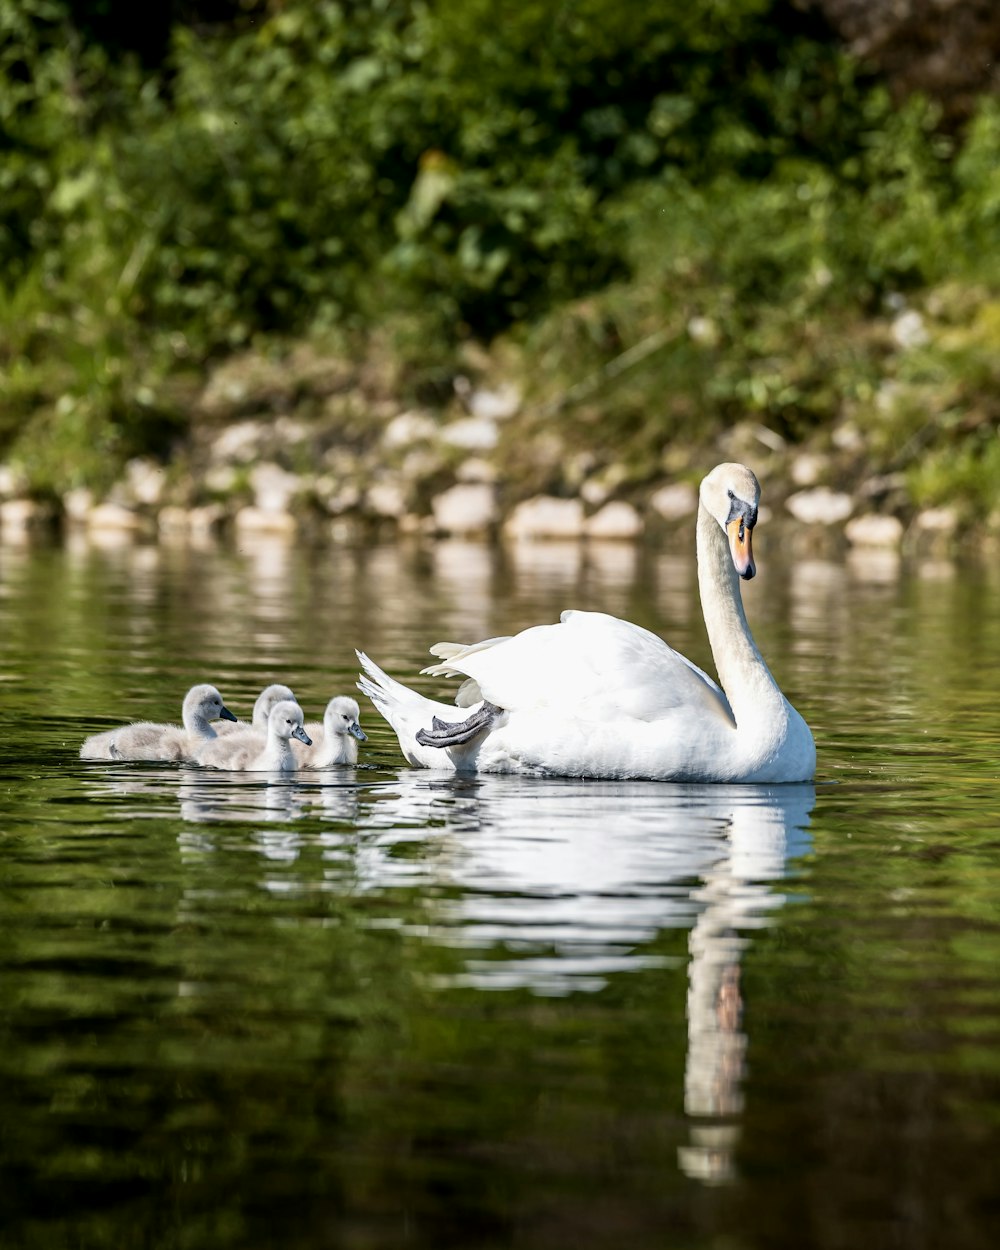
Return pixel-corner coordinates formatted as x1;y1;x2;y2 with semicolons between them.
1;1;999;522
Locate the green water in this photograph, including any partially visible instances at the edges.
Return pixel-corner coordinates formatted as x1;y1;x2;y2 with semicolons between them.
1;533;998;1249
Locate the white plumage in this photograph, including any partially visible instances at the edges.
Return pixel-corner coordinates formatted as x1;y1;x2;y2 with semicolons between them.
79;684;237;762
291;696;367;768
194;700;311;772
215;683;297;736
358;463;815;783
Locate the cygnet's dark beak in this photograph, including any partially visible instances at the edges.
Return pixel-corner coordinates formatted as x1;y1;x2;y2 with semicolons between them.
349;723;367;741
293;726;312;745
220;705;239;722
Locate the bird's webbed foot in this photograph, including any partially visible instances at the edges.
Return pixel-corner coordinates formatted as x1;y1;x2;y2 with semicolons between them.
416;701;503;748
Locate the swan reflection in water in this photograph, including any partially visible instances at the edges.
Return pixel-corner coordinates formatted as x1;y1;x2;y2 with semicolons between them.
80;762;813;1184
353;770;815;1185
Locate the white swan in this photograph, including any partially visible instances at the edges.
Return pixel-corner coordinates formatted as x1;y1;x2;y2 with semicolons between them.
357;463;815;783
79;684;238;762
214;683;297;736
291;696;367;768
194;700;311;772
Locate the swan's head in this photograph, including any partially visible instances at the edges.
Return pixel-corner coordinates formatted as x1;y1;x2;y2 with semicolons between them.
325;696;367;741
269;700;312;745
185;683;238;723
700;462;760;580
252;683;297;730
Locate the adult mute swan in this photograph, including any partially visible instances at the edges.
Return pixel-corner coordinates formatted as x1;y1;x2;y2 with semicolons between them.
194;700;311;772
357;463;815;783
79;684;238;762
291;696;367;768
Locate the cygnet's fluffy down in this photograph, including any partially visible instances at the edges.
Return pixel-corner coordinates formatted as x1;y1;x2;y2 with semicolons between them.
291;696;367;768
215;683;296;736
194;700;311;772
79;684;237;762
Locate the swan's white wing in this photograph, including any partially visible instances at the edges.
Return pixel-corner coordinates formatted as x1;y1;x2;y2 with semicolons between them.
440;610;734;726
423;636;513;708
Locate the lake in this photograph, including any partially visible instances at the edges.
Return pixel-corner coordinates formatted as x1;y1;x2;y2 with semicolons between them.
1;527;998;1249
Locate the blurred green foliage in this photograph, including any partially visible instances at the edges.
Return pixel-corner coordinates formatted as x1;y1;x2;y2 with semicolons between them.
1;0;999;501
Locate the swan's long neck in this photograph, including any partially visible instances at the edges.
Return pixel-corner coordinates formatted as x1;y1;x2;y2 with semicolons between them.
696;503;786;730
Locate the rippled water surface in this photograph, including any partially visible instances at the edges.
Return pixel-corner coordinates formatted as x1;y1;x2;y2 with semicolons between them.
1;531;999;1249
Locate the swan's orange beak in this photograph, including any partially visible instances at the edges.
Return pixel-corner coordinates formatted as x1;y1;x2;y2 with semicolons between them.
727;518;756;580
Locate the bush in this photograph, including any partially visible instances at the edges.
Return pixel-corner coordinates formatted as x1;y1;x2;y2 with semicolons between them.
2;0;1000;498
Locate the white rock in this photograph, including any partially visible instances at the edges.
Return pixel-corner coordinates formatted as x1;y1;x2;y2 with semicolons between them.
440;416;499;452
273;417;311;446
125;457;167;506
581;478;610;507
892;310;929;350
315;476;361;515
585;501;643;540
469;383;520;421
0;464;27;498
382;410;437;450
87;502;146;532
204;465;239;495
832;423;865;452
785;487;853;525
431;483;497;535
251;462;300;512
209;419;268;464
845;514;904;548
504;496;585;540
790;453;826;488
63;487;94;523
649;481;698;522
158;504;225;542
157;506;191;533
401;447;444;481
234;506;297;536
367;481;407;519
455;457;497;483
188;504;225;536
0;499;47;530
914;506;959;534
580;463;627;507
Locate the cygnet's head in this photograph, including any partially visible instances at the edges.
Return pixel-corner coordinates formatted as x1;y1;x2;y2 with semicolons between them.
324;696;367;741
252;684;297;731
268;700;311;745
699;462;760;581
185;683;238;724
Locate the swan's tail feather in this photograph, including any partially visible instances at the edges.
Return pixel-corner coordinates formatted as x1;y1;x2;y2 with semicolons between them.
356;650;418;712
355;649;477;771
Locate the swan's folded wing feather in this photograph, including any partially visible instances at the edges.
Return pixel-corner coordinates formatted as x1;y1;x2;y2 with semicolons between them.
422;636;512;679
443;610;734;726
